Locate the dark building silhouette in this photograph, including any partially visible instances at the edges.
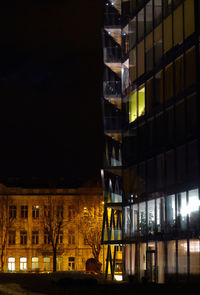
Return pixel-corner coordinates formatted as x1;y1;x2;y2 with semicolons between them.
101;0;200;283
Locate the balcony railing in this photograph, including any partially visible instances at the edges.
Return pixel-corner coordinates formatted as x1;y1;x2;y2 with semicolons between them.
103;81;121;97
104;47;121;63
104;13;121;27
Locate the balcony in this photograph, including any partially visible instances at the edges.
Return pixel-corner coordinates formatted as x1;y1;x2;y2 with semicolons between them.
103;81;121;98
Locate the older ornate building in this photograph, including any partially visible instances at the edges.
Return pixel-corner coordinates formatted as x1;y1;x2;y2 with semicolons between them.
0;183;103;272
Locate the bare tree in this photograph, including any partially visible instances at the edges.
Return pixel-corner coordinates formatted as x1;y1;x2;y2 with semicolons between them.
78;197;103;261
0;196;14;271
42;196;64;272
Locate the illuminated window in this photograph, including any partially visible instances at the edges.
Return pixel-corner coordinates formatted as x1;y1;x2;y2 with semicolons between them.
20;257;27;271
129;90;137;123
32;231;39;245
20;231;27;245
44;257;50;271
32;257;39;270
8;257;15;271
9;206;16;219
21;205;28;218
68;230;75;245
138;85;145;117
32;205;39;219
8;231;16;245
68;257;75;270
56;257;63;271
190;240;200;274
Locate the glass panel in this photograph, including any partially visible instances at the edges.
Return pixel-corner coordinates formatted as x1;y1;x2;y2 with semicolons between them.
155;70;163;105
184;0;195;39
168;241;176;274
132;204;138;235
187;93;197;134
188;189;199;231
163;0;172;18
156;154;164;189
156;197;165;232
139;202;146;235
176;100;185;138
164;15;172;53
124;206;131;237
140;243;147;278
157;242;165;283
175;55;184;95
177;145;186;183
154;0;162;26
174;0;183;8
146;33;153;72
146;1;153;34
173;5;183;46
129;90;137;123
166;150;175;186
138;9;144;42
188;140;199;179
178;192;187;230
154;24;162;64
165;63;173;100
190;240;200;274
146;78;153;113
137;41;145;77
178;240;187;274
138;85;145;117
129;48;136;82
166;194;176;232
129;17;137;49
166;107;174;142
185;46;196;88
147;158;154;192
148;199;155;234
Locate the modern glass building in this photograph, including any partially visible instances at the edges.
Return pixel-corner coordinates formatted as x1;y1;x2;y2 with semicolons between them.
102;0;200;283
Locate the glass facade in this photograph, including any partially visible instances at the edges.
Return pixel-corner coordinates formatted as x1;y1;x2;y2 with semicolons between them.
102;0;200;283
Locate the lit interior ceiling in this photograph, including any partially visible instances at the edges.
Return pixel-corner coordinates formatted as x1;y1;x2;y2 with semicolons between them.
105;28;121;45
108;0;121;13
105;62;122;77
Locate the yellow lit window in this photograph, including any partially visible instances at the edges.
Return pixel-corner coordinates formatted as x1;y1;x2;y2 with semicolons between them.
138;86;145;117
129;90;137;123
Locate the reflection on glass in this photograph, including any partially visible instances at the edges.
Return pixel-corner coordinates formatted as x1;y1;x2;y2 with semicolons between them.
138;86;145;116
189;189;199;231
146;1;153;34
139;202;146;235
166;194;175;231
178;192;187;230
148;200;155;234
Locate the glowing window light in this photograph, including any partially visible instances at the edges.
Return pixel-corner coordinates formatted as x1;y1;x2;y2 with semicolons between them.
114;275;123;281
180;199;200;217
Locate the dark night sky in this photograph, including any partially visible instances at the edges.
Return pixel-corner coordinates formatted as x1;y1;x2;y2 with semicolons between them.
0;0;104;186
